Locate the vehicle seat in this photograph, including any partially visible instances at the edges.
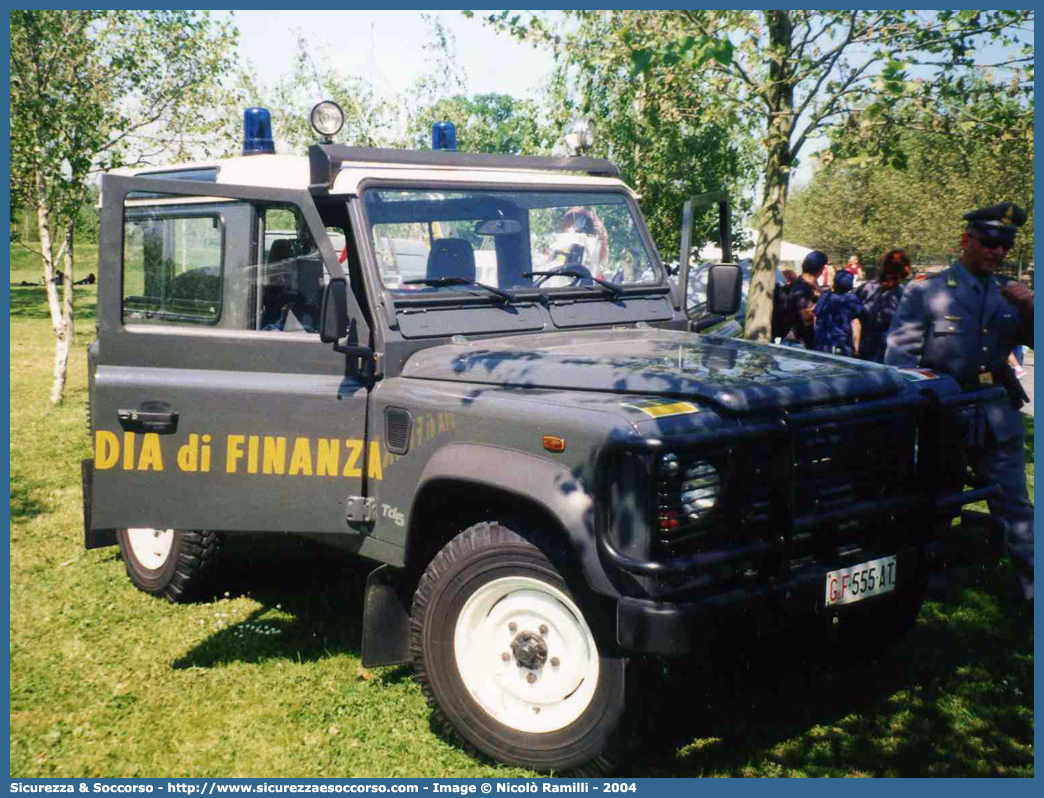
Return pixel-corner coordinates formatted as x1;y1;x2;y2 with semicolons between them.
268;238;296;263
427;238;475;281
273;258;324;333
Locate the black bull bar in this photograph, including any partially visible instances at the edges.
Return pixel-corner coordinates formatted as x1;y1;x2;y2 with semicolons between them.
597;386;1006;578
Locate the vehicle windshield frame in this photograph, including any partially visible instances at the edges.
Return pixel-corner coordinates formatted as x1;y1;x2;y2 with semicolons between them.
355;178;668;305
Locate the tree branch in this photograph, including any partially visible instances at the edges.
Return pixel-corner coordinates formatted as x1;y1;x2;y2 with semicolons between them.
16;240;45;259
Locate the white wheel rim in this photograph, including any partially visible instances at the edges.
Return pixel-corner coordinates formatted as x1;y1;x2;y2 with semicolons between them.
126;528;175;571
453;576;600;734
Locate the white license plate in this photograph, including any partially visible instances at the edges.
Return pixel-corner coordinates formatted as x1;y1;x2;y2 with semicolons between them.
825;556;897;607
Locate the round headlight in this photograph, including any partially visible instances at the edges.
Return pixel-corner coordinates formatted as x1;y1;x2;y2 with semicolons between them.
310;101;345;139
680;461;721;522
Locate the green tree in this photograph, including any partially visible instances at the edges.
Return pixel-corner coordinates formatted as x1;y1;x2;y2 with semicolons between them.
401;15;550;155
635;11;1032;338
492;10;1032;339
405;93;549;155
788;84;1033;274
483;10;759;263
10;10;238;404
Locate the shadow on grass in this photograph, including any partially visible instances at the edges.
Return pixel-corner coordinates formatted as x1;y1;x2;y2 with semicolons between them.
632;562;1033;777
171;535;372;669
166;541;1032;775
10;285;97;321
9;469;48;523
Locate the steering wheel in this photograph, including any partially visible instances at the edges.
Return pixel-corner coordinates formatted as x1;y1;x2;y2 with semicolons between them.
533;260;594;288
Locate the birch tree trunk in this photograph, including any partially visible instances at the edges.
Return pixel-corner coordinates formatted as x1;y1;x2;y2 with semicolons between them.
36;181;75;405
36;178;63;335
51;223;76;405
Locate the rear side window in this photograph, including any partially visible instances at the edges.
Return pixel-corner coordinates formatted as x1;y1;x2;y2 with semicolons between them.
123;209;225;325
121;197;333;333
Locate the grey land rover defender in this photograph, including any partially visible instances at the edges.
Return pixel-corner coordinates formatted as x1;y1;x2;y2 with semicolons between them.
82;106;1005;774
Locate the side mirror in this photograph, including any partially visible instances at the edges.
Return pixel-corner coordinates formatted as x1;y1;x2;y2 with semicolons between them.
319;278;348;343
319;277;375;365
706;263;742;316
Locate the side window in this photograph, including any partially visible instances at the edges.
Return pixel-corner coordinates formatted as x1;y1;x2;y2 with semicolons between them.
122;195;332;334
122;209;225;325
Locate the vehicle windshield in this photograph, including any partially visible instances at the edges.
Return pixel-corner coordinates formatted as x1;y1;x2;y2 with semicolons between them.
362;188;661;295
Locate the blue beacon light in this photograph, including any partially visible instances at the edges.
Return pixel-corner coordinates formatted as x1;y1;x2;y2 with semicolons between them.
432;121;457;151
243;108;275;156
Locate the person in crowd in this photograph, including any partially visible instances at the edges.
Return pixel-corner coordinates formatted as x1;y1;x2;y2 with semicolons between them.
771;271;798;342
814;252;835;290
844;254;866;285
854;248;912;363
783;251;827;348
540;206;611;286
555;207;610;273
814;270;863;355
885;202;1034;606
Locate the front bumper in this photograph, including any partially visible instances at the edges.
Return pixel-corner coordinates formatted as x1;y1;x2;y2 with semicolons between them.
616;544;930;656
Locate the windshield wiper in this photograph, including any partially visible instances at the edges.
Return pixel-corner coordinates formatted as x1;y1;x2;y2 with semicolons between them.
404;276;516;303
522;269;624;298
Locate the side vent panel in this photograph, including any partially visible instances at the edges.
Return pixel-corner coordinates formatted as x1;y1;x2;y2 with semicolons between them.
385;407;413;455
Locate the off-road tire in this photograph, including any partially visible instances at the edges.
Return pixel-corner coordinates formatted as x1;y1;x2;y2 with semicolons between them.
117;528;222;603
410;522;629;775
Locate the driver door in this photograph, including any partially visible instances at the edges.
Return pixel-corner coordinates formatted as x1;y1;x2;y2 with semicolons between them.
88;174;376;539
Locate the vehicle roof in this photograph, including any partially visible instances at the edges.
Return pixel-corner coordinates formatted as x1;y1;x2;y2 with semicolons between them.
132;154;636;197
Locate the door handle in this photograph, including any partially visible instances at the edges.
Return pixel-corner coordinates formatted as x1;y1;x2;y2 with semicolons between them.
117;403;179;434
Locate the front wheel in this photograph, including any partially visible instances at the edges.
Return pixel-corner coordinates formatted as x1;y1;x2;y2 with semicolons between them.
410;522;628;774
117;528;222;603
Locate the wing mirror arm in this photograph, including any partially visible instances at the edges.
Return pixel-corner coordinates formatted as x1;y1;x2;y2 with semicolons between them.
690;314;727;332
320;277;374;360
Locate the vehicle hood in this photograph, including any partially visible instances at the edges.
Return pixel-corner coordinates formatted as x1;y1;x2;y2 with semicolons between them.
400;329;908;414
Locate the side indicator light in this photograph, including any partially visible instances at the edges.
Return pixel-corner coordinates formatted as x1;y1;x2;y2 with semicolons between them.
542;436;566;453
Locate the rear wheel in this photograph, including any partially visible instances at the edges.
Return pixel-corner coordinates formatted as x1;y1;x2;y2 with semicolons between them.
410;522;629;774
117;528;222;603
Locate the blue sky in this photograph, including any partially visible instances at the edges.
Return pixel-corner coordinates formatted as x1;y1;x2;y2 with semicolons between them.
231;10;553;102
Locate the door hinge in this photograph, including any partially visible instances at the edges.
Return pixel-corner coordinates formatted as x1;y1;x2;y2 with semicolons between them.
345;495;377;530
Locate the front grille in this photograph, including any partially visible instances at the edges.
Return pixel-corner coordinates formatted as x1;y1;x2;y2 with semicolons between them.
654;411;916;562
792;415;915;518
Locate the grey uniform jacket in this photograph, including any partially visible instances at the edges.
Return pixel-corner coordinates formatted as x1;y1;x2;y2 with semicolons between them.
884;261;1033;443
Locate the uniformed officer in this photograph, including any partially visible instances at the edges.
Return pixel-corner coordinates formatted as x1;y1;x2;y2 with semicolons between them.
885;202;1034;604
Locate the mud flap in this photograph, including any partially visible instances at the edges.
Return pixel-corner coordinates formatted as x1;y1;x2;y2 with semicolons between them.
81;458;117;550
361;564;411;667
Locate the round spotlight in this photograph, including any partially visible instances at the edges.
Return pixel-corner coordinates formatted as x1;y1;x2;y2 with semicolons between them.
563;118;595;154
310;101;345;140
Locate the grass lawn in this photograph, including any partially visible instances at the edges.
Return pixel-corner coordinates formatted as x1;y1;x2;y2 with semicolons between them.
8;243;1034;777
